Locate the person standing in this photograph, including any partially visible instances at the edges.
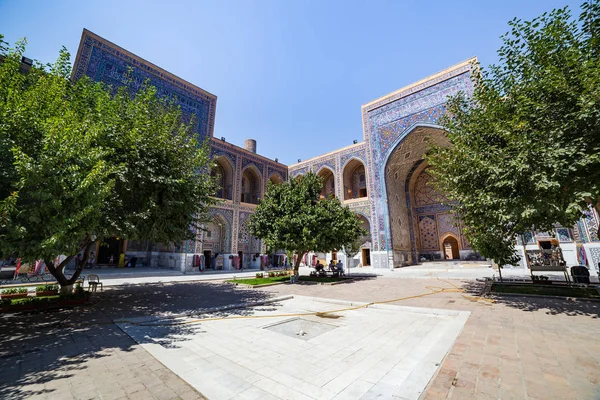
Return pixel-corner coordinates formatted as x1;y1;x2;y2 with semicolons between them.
87;252;96;269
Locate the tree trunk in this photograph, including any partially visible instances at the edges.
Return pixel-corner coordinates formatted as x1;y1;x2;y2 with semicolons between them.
498;264;503;282
44;235;96;290
294;251;305;280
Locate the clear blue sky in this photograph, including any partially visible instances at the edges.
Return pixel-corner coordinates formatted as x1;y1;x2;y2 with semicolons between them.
0;0;583;165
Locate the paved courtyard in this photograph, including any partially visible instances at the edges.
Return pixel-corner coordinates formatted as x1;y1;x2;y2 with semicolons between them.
117;296;469;399
1;274;599;399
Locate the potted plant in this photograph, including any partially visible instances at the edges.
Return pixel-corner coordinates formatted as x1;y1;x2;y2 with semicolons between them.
74;282;84;296
35;284;59;297
255;272;264;278
1;287;29;299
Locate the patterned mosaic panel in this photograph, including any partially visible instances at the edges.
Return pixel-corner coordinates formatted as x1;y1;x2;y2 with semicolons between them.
418;215;438;250
348;201;371;221
556;228;571;242
312;159;336;175
241;159;264;175
362;63;474;252
584;209;600;242
437;213;459;236
289;166;309;178
73;30;216;143
340;147;367;170
207;208;234;253
523;231;535;244
589;247;600;273
413;168;449;206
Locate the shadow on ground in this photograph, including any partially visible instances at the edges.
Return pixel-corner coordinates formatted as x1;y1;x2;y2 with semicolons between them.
460;280;600;318
0;281;274;399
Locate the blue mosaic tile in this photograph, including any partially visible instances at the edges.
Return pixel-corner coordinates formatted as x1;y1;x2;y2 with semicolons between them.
73;30;216;144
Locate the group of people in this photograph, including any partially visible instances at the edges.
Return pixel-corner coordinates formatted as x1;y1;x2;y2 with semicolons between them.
314;259;344;273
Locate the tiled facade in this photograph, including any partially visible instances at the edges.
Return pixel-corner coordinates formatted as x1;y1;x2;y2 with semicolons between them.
72;29;286;270
73;29;600;273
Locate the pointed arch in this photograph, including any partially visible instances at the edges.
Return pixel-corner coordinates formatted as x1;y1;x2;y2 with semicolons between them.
211;155;234;200
316;166;336;199
241;164;263;204
204;212;231;254
342;158;368;200
269;172;284;185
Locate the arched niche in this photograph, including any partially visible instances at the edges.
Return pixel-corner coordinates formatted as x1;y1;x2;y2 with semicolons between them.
343;159;367;200
211;156;234;200
357;214;372;266
269;173;284;185
357;214;372;244
204;214;230;254
241;166;262;204
317;167;335;199
384;125;449;264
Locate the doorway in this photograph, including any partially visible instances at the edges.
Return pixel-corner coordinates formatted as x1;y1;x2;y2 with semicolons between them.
442;236;460;260
203;250;212;269
361;249;371;267
98;237;123;265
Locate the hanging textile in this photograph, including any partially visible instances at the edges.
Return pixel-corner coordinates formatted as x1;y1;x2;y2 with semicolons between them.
578;245;588;266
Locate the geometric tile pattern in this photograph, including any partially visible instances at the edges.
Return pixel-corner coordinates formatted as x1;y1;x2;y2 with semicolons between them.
419;215;439;250
556;228;571;242
414;168;448;206
361;60;476;255
72;29;216;143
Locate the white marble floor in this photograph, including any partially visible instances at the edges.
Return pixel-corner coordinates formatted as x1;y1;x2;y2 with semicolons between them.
117;296;470;400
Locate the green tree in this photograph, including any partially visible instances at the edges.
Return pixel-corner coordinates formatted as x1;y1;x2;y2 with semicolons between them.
427;1;600;268
249;172;365;277
0;38;216;288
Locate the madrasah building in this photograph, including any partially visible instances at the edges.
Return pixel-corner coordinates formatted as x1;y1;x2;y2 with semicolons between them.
71;29;600;278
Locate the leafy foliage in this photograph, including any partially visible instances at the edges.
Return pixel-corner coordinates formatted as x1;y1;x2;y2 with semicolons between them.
0;37;217;286
1;287;28;295
249;172;365;273
428;1;600;267
35;284;58;292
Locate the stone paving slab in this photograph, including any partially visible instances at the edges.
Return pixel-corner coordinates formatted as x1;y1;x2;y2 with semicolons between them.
117;296;470;400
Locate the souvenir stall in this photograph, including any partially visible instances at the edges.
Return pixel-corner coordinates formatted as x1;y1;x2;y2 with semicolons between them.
526;238;570;282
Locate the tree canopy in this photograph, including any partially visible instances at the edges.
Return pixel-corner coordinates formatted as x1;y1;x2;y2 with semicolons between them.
427;1;600;266
0;37;216;286
248;172;365;274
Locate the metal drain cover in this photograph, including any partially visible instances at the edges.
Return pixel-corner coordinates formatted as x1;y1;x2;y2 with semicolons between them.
263;318;338;341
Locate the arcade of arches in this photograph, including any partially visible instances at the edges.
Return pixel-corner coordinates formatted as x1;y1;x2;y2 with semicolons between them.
384;126;469;264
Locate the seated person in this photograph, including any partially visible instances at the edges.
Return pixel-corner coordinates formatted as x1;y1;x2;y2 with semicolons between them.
315;261;325;272
328;260;336;271
336;260;344;272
